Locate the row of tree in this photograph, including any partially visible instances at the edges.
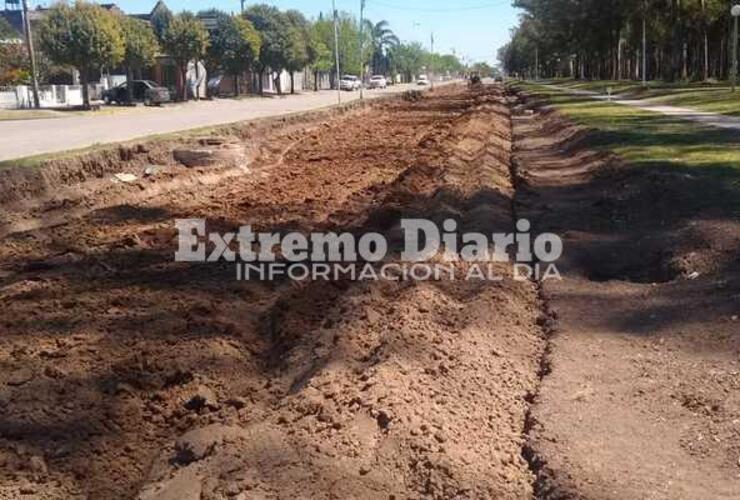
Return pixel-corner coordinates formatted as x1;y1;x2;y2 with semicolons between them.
499;0;740;82
2;2;465;108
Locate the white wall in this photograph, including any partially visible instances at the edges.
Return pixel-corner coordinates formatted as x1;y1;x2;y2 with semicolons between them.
0;85;84;109
262;69;306;94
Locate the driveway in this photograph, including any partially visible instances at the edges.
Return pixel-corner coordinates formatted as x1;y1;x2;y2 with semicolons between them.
0;84;427;162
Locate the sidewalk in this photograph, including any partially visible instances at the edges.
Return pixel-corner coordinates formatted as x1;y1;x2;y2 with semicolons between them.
0;84;424;162
546;84;740;131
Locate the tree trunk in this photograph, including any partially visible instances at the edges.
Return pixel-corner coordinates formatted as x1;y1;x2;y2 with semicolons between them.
290;72;295;94
258;69;264;95
704;33;709;80
234;72;239;96
314;71;319;91
180;66;188;101
81;69;90;110
126;65;134;105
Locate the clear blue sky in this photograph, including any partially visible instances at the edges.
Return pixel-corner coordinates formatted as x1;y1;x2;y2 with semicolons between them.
29;0;520;66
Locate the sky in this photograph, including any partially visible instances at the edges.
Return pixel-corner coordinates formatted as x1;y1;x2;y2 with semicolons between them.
27;0;521;66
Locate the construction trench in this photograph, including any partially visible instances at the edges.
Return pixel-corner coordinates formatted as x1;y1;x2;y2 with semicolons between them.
0;85;738;499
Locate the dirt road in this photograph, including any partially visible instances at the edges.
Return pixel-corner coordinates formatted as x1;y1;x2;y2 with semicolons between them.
0;84;424;162
0;84;737;499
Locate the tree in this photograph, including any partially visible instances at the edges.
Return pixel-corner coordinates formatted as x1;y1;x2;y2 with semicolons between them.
309;22;333;91
389;42;425;83
244;4;292;95
121;17;159;103
362;20;399;75
0;16;18;40
163;12;209;101
39;2;124;109
204;11;261;96
0;17;27;85
284;10;311;94
501;0;735;82
336;12;362;76
150;1;174;42
0;43;29;85
470;62;494;77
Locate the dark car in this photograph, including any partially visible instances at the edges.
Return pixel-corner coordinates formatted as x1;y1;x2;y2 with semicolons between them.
102;80;171;106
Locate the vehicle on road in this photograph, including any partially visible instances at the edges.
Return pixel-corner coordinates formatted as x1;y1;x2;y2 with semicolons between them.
417;75;430;86
102;80;171;106
339;75;361;91
368;75;387;89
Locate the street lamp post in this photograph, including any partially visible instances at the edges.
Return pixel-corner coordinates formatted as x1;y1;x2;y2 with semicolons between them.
732;5;740;92
21;0;40;109
332;0;341;104
358;0;365;99
430;31;434;89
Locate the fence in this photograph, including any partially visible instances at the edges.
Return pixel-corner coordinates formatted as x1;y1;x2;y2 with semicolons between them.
0;84;96;109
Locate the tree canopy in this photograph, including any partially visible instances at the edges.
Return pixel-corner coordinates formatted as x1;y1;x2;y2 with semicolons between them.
39;2;124;108
150;2;174;42
284;10;312;93
203;10;262;95
163;12;209;100
363;20;399;75
121;17;159;71
244;4;292;93
500;0;736;82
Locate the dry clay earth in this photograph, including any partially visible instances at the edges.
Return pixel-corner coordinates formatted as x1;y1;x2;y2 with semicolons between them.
0;84;736;499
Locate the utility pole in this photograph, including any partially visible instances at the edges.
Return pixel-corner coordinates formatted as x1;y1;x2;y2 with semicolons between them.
332;0;341;104
430;31;434;89
642;0;647;86
22;0;40;109
733;5;740;92
358;0;365;99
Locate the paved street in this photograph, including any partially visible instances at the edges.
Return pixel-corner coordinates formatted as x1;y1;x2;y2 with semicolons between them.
546;84;740;131
0;84;424;162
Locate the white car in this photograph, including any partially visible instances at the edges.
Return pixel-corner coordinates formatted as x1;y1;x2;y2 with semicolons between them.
417;75;430;86
368;75;387;89
339;75;361;91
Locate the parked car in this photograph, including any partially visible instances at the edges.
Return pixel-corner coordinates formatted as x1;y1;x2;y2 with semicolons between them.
339;75;361;91
102;80;171;106
368;75;387;89
417;75;430;86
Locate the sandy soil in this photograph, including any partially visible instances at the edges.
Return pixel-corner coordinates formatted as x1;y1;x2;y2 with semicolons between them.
1;84;737;500
513;101;740;499
0;85;548;499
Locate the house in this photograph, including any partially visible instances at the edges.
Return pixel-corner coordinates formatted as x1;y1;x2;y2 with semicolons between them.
1;0;312;100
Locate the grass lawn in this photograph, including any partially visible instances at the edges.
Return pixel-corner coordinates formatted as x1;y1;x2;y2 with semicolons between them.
538;78;740;115
514;82;740;216
0;104;163;122
0;109;67;121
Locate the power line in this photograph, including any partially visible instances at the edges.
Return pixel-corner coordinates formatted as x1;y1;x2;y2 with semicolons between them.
366;0;510;13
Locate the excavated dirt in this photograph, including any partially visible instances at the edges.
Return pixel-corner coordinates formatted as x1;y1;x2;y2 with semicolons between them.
513;96;740;499
3;83;737;500
0;85;548;499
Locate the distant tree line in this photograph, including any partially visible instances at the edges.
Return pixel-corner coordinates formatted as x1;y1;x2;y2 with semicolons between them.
499;0;740;81
0;1;465;108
